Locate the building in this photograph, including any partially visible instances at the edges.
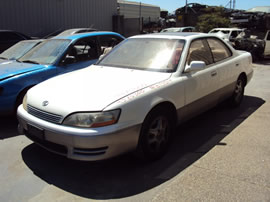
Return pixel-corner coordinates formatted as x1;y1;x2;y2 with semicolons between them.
117;0;160;24
0;0;117;37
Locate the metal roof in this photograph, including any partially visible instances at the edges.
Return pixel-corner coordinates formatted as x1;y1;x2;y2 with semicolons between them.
117;0;159;8
247;6;270;13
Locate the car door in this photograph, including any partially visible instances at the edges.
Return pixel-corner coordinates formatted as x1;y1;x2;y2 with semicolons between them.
58;36;100;74
264;30;270;56
181;38;219;119
206;37;236;101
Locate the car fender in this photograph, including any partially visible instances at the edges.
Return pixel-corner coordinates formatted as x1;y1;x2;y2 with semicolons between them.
104;79;182;131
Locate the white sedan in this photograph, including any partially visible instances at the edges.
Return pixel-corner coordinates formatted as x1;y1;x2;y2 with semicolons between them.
17;33;253;161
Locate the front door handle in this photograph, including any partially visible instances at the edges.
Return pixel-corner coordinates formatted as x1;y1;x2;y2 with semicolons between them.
211;71;217;77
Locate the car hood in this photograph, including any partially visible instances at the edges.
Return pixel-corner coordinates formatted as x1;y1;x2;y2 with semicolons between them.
0;61;45;81
27;65;172;115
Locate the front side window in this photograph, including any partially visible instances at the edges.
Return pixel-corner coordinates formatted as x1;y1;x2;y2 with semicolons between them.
231;31;238;38
98;38;185;72
99;35;123;55
207;38;232;62
187;39;213;65
19;39;71;65
74;37;99;60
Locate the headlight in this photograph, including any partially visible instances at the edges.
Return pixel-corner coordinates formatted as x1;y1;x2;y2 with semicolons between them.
23;94;27;110
63;109;121;128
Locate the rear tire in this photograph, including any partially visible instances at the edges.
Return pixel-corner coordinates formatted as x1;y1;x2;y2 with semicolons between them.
136;107;174;161
230;76;245;107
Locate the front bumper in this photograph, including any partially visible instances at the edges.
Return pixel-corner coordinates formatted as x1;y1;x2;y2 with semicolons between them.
17;105;141;161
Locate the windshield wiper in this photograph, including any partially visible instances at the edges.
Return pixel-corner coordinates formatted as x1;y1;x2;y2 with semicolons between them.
21;60;40;64
0;56;8;60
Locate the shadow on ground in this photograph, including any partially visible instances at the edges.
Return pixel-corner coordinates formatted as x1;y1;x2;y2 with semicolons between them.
0;115;18;139
253;58;270;65
21;96;264;199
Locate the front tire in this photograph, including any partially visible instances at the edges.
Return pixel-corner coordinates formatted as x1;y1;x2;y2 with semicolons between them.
136;107;174;161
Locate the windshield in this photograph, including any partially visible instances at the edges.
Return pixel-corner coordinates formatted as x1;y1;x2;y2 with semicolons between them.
0;40;42;60
98;38;185;72
19;39;71;65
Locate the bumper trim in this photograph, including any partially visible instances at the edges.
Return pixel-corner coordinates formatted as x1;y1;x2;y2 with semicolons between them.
17;105;142;161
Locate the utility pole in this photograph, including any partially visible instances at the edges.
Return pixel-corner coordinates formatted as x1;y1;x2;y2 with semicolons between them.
139;2;142;32
233;0;236;9
185;0;188;14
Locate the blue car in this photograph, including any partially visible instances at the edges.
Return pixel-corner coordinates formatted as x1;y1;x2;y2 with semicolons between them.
0;32;125;115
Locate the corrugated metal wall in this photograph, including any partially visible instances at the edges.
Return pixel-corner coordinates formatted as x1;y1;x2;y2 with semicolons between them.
0;0;117;37
118;2;160;23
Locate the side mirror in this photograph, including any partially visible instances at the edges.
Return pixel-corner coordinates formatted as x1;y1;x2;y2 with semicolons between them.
185;61;206;73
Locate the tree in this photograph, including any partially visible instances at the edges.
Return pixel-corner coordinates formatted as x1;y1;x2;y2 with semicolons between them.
196;7;231;32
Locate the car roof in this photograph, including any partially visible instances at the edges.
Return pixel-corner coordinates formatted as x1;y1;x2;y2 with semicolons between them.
161;26;195;32
52;31;124;41
57;28;98;36
19;39;44;43
131;32;207;40
63;28;96;32
0;30;18;32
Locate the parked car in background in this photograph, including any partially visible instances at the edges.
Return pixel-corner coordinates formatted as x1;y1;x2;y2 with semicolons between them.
0;30;32;53
234;30;270;61
44;28;98;39
209;28;244;43
0;39;43;63
0;32;124;115
160;26;195;33
57;28;98;36
18;32;253;162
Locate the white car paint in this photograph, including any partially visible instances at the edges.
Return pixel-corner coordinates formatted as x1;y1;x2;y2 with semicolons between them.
17;33;253;161
264;30;270;56
27;65;172;118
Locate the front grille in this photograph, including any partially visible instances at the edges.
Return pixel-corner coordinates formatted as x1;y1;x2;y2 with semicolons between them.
27;105;63;124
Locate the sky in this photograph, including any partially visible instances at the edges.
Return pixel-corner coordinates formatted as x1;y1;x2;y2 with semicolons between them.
131;0;270;13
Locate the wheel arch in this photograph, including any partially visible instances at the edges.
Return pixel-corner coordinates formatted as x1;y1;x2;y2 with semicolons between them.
238;72;247;86
15;85;36;108
144;100;178;126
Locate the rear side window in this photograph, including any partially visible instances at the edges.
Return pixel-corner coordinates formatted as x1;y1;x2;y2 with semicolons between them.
207;38;232;62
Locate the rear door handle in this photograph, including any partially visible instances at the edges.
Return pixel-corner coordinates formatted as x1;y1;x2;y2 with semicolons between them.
211;71;217;77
